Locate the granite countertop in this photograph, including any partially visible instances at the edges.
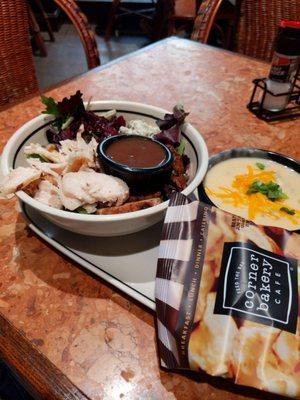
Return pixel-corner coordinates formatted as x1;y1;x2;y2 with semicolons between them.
0;37;299;400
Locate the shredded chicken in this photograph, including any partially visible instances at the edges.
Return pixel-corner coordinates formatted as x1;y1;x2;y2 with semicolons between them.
60;170;129;211
24;143;61;163
43;174;59;186
59;128;98;171
34;180;62;209
58;186;82;211
0;167;41;197
23;179;41;197
26;159;66;176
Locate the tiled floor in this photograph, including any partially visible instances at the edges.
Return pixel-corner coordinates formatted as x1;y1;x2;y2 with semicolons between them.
33;24;149;89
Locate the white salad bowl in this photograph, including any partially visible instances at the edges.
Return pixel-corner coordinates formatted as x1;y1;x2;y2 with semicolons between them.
1;101;208;236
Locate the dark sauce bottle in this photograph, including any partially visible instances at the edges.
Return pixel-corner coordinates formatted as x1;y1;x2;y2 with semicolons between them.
263;20;300;112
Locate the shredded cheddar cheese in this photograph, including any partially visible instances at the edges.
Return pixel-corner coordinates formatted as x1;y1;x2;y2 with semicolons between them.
206;165;300;225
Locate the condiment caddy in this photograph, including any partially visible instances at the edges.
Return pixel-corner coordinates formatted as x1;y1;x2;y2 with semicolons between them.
247;20;300;121
247;66;300;121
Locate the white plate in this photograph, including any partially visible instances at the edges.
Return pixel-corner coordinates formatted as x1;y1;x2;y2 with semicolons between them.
21;201;158;310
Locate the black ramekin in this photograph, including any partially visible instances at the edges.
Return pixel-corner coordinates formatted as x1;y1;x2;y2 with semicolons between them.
97;134;173;192
198;147;300;232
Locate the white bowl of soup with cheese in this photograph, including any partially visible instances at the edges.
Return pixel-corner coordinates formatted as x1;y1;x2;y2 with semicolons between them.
199;148;300;231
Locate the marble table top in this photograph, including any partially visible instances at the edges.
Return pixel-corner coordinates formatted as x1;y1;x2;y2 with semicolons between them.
0;37;299;400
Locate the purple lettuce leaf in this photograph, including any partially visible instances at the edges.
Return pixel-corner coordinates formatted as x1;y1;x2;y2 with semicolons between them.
154;125;181;146
154;104;189;146
46;106;126;144
56;90;85;119
156;104;189;130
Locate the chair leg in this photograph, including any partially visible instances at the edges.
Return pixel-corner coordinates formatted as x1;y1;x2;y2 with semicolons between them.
214;22;226;47
33;0;55;42
27;3;47;57
152;0;175;40
167;17;175;35
104;0;122;41
224;22;233;49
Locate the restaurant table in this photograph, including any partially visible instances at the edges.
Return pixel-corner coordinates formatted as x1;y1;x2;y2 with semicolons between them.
0;37;299;400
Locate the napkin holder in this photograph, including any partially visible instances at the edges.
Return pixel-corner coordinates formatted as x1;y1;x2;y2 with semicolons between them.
247;68;300;121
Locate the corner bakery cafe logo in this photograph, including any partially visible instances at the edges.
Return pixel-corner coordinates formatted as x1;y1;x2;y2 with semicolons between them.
214;242;298;333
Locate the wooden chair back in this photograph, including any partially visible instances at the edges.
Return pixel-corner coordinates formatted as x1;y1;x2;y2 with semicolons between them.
235;0;300;61
192;0;300;61
55;0;100;70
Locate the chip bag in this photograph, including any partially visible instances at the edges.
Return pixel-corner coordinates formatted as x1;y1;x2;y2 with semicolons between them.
156;193;299;398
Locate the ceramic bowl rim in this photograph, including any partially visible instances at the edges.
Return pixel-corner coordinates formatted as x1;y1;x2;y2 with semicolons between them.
1;100;208;222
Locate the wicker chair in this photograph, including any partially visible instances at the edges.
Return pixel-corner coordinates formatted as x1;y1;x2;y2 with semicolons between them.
0;0;100;108
191;0;300;61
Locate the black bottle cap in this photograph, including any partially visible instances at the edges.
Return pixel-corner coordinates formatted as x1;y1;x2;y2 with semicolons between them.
275;20;300;56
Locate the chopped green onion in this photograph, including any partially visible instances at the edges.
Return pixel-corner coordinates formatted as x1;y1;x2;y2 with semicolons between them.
86;96;93;111
61;116;74;130
256;162;265;170
247;180;288;201
26;153;49;163
100;109;117;120
280;207;296;215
